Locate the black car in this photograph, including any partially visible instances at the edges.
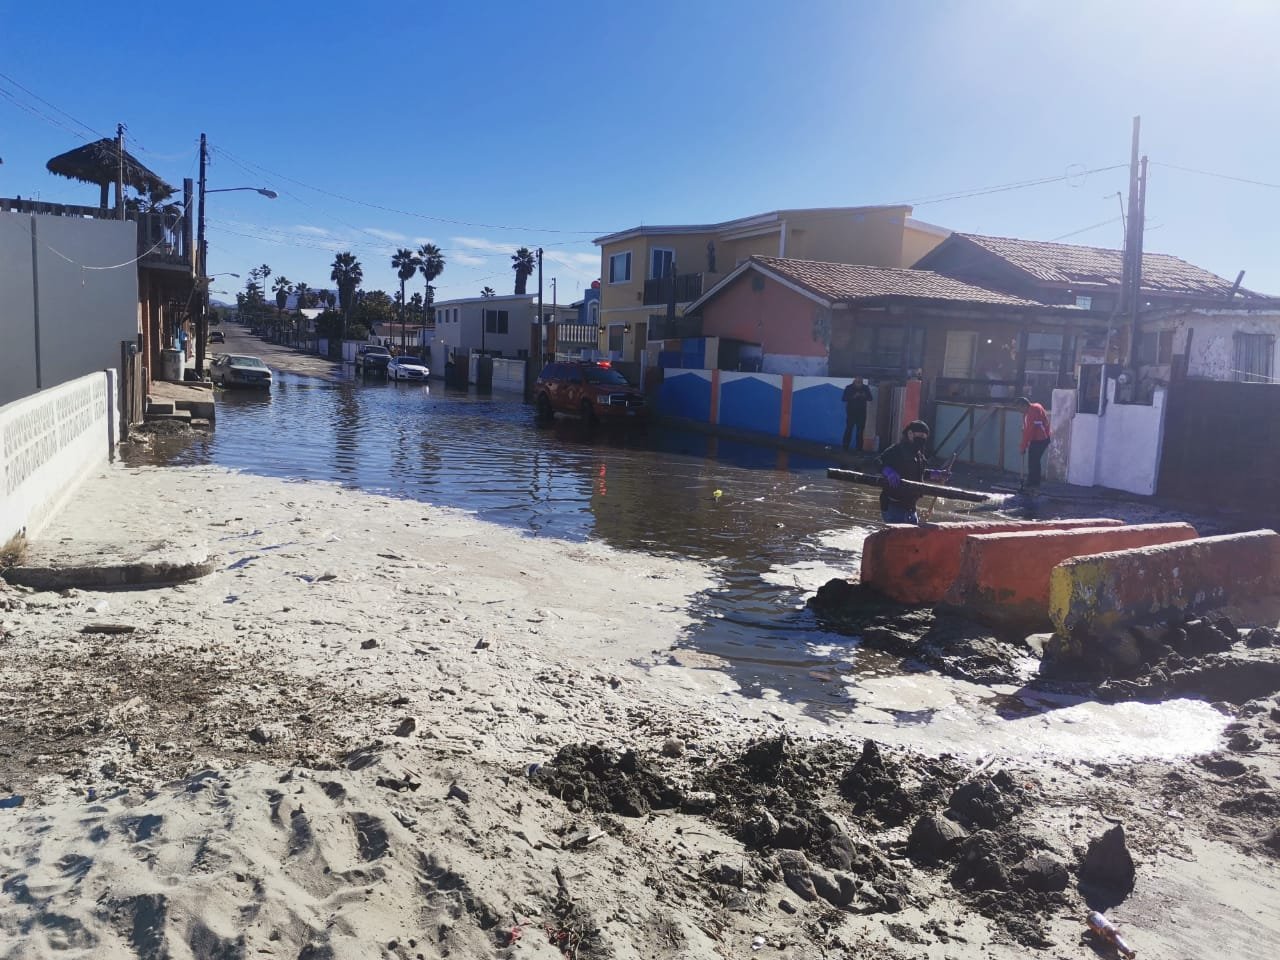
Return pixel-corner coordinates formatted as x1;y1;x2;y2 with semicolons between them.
355;344;392;376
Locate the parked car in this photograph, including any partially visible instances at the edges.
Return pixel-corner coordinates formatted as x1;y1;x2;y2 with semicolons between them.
355;343;392;377
210;353;272;389
388;356;429;381
533;360;647;424
208;330;225;344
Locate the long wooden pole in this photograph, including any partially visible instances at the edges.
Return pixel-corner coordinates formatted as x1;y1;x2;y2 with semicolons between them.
826;467;990;503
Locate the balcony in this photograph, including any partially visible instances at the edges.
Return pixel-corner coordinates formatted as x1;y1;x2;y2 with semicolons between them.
0;197;192;272
646;314;704;341
642;272;704;306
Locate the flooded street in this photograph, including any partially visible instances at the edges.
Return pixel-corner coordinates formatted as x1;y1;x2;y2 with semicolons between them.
130;357;1225;759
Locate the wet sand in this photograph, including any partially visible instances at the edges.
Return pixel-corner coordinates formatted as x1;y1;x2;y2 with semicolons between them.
0;463;1278;958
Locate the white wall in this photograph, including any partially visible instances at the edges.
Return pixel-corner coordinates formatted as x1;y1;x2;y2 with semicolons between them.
1066;379;1166;495
762;353;828;376
1142;310;1280;382
0;211;38;402
0;371;117;543
491;358;525;393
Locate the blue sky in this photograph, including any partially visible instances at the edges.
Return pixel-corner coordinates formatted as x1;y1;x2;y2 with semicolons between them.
3;0;1279;301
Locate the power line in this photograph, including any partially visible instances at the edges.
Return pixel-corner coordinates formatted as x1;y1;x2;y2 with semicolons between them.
213;144;607;235
1153;161;1280;191
1051;215;1123;241
0;70;103;139
901;163;1128;207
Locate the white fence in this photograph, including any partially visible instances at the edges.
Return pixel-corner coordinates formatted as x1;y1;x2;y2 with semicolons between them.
1060;379;1168;495
1;371;118;544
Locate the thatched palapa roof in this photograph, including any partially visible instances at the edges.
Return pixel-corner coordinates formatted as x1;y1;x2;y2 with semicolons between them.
46;137;174;202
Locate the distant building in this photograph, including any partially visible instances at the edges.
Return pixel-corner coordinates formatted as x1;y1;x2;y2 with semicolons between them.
593;206;950;362
427;293;576;375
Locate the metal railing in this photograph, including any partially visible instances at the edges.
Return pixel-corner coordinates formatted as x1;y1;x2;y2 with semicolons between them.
642;273;704;306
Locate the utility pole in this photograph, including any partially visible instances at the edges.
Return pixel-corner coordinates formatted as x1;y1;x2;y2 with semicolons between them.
115;124;126;220
550;277;557;360
1118;116;1141;368
195;132;209;376
536;247;544;366
1127;155;1148;373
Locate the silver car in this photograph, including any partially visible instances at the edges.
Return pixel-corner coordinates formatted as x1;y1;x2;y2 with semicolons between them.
387;356;430;381
211;354;273;389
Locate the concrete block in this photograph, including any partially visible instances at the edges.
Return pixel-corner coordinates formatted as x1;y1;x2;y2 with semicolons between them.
5;538;215;590
1049;530;1280;636
946;523;1198;629
860;519;1125;605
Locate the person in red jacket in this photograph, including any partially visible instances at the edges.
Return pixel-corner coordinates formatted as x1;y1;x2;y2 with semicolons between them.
1015;396;1052;493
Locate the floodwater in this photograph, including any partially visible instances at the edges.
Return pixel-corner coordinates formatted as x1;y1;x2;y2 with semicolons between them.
130;367;1225;759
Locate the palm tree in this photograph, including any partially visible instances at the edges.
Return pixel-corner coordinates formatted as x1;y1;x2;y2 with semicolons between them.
392;248;420;353
293;281;311;311
512;247;536;295
416;243;445;325
330;252;363;347
481;286;496;298
272;276;292;314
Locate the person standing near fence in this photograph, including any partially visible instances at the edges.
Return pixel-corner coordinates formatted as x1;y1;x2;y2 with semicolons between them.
1016;396;1052;494
841;378;874;452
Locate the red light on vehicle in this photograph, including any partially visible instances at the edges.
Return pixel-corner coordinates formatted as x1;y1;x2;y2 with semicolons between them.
595;361;611;368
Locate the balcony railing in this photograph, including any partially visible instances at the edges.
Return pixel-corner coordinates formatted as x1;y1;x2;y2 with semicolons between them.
646;314;704;341
642;272;704;306
1;197;192;270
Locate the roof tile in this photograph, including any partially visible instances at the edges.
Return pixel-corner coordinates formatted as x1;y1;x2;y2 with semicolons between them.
750;256;1049;308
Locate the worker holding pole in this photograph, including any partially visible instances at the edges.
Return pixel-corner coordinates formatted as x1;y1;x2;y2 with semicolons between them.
877;420;950;524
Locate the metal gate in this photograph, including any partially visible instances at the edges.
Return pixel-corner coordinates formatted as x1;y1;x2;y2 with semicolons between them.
1158;380;1280;510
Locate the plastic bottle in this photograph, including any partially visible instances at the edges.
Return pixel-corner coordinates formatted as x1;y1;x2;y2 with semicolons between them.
1087;911;1136;958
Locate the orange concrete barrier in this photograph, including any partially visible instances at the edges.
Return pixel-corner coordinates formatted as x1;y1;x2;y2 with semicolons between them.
860;519;1125;605
1050;530;1280;636
945;523;1198;628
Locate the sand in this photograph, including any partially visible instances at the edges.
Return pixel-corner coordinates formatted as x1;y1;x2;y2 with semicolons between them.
1;463;1278;959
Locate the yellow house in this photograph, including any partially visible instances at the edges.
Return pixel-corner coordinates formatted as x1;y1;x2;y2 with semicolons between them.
592;206;949;360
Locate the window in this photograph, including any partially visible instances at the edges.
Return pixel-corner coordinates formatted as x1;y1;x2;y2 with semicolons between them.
608;324;625;354
609;251;632;284
1075;295;1093;310
484;309;510;335
650;248;674;280
588;301;599;327
847;324;925;370
1135;330;1174;366
1234;332;1275;382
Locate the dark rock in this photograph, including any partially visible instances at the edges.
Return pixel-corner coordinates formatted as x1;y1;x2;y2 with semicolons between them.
1263;827;1280;858
778;898;797;914
951;830;1009;891
742;808;779;847
248;726;270;745
1246;627;1278;649
360;638;378;650
817;828;858;871
1012;854;1069;893
1228;732;1262;753
908;813;968;865
1197;755;1249;778
393;717;416;737
774;815;811;850
810;868;858;907
705;860;744;887
776;850;817;902
738;736;788;783
948;777;1018;829
446;783;469;804
1079;825;1135;898
839;739;916;826
661;737;685;758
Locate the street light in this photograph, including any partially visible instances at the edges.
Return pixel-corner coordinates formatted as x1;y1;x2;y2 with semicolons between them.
195;131;278;375
206;187;278;199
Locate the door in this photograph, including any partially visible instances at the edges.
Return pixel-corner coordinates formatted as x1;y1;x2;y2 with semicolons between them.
942;331;977;379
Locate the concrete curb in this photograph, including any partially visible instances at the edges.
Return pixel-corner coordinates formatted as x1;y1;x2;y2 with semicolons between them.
4;539;216;590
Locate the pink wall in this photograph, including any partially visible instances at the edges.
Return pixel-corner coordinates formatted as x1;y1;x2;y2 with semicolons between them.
700;273;827;358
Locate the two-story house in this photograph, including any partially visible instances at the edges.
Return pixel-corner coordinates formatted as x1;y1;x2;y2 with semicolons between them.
592;206;950;362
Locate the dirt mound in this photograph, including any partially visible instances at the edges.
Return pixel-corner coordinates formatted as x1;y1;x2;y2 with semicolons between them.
532;743;682;817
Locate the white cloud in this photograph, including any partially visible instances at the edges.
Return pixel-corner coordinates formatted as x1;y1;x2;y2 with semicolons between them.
364;227;410;243
451;252;487;267
294;225;332;236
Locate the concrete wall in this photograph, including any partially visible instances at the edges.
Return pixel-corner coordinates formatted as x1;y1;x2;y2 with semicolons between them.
0;371;117;544
1066;379;1167;495
946;523;1199;628
860;519;1125;605
0;212;137;406
1140;309;1280;382
1050;530;1280;637
490;357;525;393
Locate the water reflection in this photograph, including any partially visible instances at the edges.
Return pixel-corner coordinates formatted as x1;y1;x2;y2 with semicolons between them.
129;372;964;706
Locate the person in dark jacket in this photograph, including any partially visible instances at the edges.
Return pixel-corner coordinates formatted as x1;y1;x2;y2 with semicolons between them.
841;378;874;451
877;420;929;523
877;420;949;524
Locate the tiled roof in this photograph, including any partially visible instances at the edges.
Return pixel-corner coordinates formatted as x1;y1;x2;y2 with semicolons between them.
750;256;1049;308
956;233;1260;299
